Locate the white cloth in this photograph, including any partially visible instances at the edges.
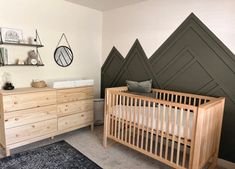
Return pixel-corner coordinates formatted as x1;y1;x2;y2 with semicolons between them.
110;105;194;139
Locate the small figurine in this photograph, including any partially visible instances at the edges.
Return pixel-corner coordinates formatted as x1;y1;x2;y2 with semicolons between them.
27;50;38;65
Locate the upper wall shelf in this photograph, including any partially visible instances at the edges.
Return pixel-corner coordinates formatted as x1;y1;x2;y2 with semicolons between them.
0;42;44;48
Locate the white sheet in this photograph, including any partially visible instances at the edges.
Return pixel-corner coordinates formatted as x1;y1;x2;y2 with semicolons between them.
110;105;194;139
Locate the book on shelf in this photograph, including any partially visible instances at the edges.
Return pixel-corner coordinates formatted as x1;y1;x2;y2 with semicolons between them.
0;47;8;65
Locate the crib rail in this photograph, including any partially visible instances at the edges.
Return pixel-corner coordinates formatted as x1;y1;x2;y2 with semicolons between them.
152;89;216;106
104;89;198;169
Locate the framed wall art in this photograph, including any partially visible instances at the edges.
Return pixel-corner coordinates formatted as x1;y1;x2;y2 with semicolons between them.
0;27;23;43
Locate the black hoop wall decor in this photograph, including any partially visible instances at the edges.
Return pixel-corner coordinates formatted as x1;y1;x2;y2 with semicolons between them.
54;33;73;67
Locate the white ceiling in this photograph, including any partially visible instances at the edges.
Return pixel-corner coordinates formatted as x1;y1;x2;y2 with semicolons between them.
67;0;147;11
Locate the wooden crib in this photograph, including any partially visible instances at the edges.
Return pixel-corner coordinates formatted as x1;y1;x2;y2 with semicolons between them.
103;87;225;169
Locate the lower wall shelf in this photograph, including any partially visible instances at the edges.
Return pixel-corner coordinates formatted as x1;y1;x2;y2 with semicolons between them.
0;64;44;67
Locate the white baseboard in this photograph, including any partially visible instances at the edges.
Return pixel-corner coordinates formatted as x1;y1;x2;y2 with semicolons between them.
218;158;235;169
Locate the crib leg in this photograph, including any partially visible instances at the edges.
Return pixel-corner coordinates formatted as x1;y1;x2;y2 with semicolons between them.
208;156;217;169
103;117;108;148
91;123;94;132
103;130;107;148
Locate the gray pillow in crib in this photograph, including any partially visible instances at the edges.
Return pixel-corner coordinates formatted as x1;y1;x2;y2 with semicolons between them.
126;79;152;93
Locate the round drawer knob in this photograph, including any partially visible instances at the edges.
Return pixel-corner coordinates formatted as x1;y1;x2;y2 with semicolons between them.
32;125;35;128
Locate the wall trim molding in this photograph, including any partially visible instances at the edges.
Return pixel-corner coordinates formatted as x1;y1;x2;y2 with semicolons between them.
218;158;235;169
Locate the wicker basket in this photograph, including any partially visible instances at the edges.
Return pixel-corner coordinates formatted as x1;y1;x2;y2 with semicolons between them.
31;81;47;88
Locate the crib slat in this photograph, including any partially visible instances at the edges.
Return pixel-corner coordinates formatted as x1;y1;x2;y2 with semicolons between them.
121;96;125;141
132;98;137;145
175;95;178;103
111;94;115;136
165;105;171;160
141;100;146;149
193;98;196;106
155;103;161;155
114;95;119;138
160;104;165;158
125;95;129;142
189;108;197;168
176;108;183;165
183;109;190;167
137;99;141;147
171;107;177;162
129;97;133;144
145;100;150;151
170;94;173;102
150;102;155;153
117;95;122;140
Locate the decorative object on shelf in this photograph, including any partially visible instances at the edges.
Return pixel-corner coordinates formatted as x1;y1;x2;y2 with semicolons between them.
16;59;25;65
31;80;47;88
2;72;14;90
27;37;35;44
54;33;73;67
27;50;38;65
0;47;8;65
0;27;23;43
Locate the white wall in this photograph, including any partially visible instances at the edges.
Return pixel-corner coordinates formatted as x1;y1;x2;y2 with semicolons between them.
102;0;235;62
0;0;102;97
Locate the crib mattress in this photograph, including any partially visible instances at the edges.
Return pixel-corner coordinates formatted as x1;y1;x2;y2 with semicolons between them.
110;105;194;139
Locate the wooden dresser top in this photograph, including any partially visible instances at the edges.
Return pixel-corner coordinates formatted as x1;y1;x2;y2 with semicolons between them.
0;87;56;95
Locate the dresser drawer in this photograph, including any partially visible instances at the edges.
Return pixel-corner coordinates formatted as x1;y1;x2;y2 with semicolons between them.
58;112;93;131
2;91;56;112
4;105;57;129
57;86;93;104
57;99;93;117
5;119;57;145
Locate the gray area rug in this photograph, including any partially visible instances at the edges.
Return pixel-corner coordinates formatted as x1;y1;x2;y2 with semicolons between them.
0;140;102;169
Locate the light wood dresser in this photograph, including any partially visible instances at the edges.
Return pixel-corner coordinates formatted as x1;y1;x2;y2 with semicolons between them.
0;86;94;156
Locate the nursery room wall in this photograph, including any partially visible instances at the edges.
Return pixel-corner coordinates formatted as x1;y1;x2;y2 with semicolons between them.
0;0;102;97
102;0;235;163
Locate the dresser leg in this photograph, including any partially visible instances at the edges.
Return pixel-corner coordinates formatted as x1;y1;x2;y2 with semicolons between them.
5;148;10;156
91;123;94;131
51;136;54;139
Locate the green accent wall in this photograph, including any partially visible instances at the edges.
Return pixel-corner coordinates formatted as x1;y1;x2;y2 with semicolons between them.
101;13;235;162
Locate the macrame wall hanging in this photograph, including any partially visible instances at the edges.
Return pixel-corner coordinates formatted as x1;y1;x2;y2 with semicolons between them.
54;33;73;67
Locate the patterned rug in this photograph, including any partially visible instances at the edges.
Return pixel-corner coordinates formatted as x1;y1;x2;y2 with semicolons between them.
0;141;102;169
